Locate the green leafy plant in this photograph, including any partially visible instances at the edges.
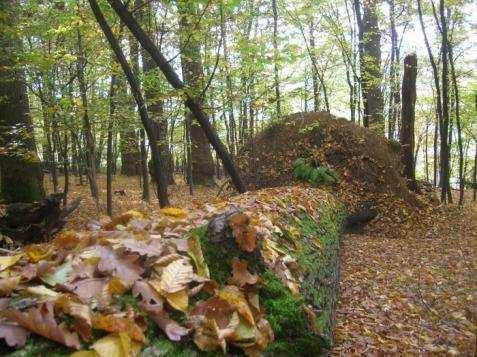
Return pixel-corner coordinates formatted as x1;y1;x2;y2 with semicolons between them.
293;159;340;186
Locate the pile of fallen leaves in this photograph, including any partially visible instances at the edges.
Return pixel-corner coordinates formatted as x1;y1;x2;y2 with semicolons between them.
0;186;337;356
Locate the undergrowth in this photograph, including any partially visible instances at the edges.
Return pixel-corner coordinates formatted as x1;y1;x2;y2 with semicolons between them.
293;158;341;187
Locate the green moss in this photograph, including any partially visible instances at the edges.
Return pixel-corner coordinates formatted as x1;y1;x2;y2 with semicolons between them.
261;272;328;356
193;226;232;284
1;336;71;357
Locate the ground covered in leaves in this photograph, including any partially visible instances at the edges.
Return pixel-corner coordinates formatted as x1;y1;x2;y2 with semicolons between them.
333;199;476;355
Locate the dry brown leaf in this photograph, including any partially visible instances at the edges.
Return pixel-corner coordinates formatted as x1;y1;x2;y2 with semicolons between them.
218;286;255;325
0;323;29;347
228;258;258;287
228;213;257;252
132;280;163;306
92;313;145;342
0;276;21;296
159;259;194;293
139;302;189;341
0;301;81;349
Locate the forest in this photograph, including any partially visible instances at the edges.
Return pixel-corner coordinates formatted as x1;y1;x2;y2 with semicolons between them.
0;0;475;355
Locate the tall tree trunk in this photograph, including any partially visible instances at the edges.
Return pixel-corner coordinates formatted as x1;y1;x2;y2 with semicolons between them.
220;4;237;156
0;0;44;203
448;31;464;205
139;129;150;202
388;0;401;140
89;0;170;207
177;0;216;186
107;0;246;193
271;0;281;117
439;0;451;203
400;53;417;190
107;70;117;216
136;0;174;185
354;0;384;133
76;27;99;205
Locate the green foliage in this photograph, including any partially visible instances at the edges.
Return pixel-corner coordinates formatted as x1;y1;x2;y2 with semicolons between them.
261;272;328;356
293;158;341;186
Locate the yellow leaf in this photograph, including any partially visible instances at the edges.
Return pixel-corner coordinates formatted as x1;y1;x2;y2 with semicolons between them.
91;333;141;357
0;254;22;271
25;285;60;298
164;289;189;312
70;351;99;357
25;244;54;262
218;286;254;325
160;207;187;218
187;235;210;278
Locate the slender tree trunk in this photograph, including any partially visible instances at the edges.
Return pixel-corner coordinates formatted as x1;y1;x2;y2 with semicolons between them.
439;0;451;203
425;121;429;182
448;34;464;205
89;0;169;207
139;129;150;202
61;133;69;206
220;5;237;156
400;53;417;190
76;27;99;205
107;71;117;216
108;0;246;193
272;0;281;117
473;140;476;201
388;0;400;140
0;0;44;203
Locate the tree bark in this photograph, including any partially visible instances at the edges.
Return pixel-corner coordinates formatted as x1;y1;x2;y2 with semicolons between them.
439;0;451;203
88;0;170;207
272;0;281;117
177;0;215;186
107;0;246;193
139;129;150;202
447;28;464;206
0;0;44;203
354;0;384;133
76;27;99;205
400;53;417;190
107;71;117;216
136;0;174;186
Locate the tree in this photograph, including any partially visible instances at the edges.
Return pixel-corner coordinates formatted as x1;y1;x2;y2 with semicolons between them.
177;0;215;186
88;0;170;207
107;0;246;193
400;53;417;190
0;0;44;203
354;0;384;133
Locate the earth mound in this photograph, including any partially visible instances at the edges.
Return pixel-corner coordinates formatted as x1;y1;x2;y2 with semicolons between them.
237;112;432;238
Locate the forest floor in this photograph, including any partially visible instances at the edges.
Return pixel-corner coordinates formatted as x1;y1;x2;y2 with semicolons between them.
48;176;477;355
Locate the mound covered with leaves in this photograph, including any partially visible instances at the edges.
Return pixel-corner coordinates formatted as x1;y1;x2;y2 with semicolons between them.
238;112;436;238
0;186;344;356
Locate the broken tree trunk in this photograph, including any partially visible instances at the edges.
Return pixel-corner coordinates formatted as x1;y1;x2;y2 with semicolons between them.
400;53;417;191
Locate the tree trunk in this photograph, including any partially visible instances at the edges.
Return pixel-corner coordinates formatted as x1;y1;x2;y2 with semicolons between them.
107;71;117;216
0;0;44;203
139;129;150;202
272;0;281;117
89;0;170;207
120;130;140;176
354;0;384;133
76;27;99;205
447;31;464;206
400;53;417;190
177;0;216;186
439;0;451;204
108;0;246;193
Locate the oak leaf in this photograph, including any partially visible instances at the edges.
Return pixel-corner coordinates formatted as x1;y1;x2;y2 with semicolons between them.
228;213;257;252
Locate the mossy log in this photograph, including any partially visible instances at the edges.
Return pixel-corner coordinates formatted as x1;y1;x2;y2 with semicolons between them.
1;188;344;357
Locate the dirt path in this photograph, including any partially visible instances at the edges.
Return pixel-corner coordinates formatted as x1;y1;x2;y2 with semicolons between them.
332;204;476;355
